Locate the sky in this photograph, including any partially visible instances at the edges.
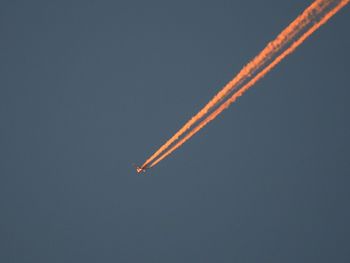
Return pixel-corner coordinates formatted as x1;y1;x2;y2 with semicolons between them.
1;0;349;262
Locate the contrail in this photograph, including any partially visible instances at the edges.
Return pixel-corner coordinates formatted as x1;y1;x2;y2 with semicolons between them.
149;0;349;168
141;0;337;168
139;0;349;170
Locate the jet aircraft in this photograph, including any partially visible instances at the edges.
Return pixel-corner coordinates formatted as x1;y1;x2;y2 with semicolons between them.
132;164;148;174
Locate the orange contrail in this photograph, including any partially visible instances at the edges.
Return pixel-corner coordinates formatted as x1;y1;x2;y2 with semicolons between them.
142;0;338;168
149;0;349;168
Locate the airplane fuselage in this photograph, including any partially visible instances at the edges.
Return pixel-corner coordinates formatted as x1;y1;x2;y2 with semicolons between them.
133;164;147;174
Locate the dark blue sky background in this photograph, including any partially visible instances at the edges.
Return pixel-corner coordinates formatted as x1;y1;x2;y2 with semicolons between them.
1;1;349;262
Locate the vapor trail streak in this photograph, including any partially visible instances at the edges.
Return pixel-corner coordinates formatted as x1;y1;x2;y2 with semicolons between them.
141;0;337;168
149;0;349;168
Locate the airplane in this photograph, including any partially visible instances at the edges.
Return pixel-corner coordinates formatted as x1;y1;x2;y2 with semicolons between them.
132;164;149;174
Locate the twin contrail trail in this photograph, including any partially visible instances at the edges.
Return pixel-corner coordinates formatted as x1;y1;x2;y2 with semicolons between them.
138;0;349;172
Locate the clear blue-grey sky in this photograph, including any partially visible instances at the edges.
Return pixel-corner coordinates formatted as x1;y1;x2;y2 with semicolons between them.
1;1;349;262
